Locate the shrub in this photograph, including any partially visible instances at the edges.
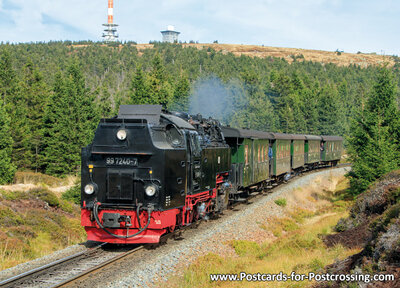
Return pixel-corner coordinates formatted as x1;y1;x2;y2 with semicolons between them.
0;206;24;227
29;187;60;207
0;190;30;201
59;200;75;213
275;198;287;207
308;258;324;272
230;240;264;258
370;203;400;236
62;183;80;205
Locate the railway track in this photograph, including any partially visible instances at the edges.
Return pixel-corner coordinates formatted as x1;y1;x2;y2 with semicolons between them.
0;243;144;288
0;165;350;288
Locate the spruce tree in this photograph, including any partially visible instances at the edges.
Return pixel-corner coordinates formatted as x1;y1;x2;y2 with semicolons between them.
129;64;150;104
347;67;400;194
0;52;28;169
0;98;16;184
148;54;174;108
97;85;113;118
44;63;98;176
317;85;342;135
170;72;190;111
19;61;49;171
0;49;16;103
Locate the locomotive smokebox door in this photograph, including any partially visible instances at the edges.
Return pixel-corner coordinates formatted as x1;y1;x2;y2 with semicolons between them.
107;169;134;201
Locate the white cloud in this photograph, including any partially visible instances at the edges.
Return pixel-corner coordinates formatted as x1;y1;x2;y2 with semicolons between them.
0;0;399;54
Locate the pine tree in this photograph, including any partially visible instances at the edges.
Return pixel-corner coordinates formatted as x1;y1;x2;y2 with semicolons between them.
0;98;16;184
347;67;400;194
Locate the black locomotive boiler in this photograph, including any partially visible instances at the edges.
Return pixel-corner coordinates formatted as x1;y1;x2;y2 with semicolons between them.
80;105;342;244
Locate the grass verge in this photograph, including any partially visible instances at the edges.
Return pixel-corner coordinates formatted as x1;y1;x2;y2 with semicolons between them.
168;175;357;288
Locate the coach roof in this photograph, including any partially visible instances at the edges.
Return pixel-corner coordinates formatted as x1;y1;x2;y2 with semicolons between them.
222;127;273;139
305;135;322;141
321;135;343;141
270;132;293;140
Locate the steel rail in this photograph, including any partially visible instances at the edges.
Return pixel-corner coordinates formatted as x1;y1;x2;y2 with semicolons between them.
54;245;144;288
0;243;106;287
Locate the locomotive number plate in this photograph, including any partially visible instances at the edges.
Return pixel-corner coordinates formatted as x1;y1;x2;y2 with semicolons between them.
106;157;138;166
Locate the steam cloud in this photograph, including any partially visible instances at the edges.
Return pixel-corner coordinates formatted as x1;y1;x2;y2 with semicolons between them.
189;76;245;125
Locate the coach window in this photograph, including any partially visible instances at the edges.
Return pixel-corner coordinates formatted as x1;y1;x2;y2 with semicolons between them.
264;145;268;161
261;146;264;162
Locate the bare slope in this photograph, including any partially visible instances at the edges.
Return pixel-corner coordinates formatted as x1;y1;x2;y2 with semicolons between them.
135;43;393;67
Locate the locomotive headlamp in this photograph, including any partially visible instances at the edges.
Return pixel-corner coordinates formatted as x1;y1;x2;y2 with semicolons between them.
145;184;157;197
117;129;127;141
84;184;95;195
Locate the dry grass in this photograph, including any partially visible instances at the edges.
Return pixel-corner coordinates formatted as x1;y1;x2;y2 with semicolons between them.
0;173;84;270
135;43;394;68
167;174;356;288
14;171;63;187
170;211;358;288
0;214;85;270
0;171;78;198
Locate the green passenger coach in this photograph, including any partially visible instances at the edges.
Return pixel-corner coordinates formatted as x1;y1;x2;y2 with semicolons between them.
305;135;322;166
291;134;306;170
221;127;273;189
321;136;343;165
221;127;343;196
270;133;292;177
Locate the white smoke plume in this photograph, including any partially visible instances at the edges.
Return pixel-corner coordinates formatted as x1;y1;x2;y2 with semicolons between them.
188;76;245;125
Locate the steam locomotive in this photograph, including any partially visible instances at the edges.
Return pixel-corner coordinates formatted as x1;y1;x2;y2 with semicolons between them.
80;105;342;244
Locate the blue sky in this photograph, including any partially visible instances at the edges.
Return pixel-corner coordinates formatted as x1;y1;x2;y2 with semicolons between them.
0;0;399;55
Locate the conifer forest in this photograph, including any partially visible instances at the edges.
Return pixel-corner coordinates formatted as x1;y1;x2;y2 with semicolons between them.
0;41;399;194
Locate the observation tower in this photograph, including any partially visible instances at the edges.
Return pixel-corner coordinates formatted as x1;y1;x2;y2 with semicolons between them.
161;25;180;43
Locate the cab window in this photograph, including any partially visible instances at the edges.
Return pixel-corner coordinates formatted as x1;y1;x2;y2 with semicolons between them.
189;131;202;157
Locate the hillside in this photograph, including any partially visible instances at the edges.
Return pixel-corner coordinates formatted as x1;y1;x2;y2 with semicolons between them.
319;170;400;287
135;43;394;67
0;172;84;270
